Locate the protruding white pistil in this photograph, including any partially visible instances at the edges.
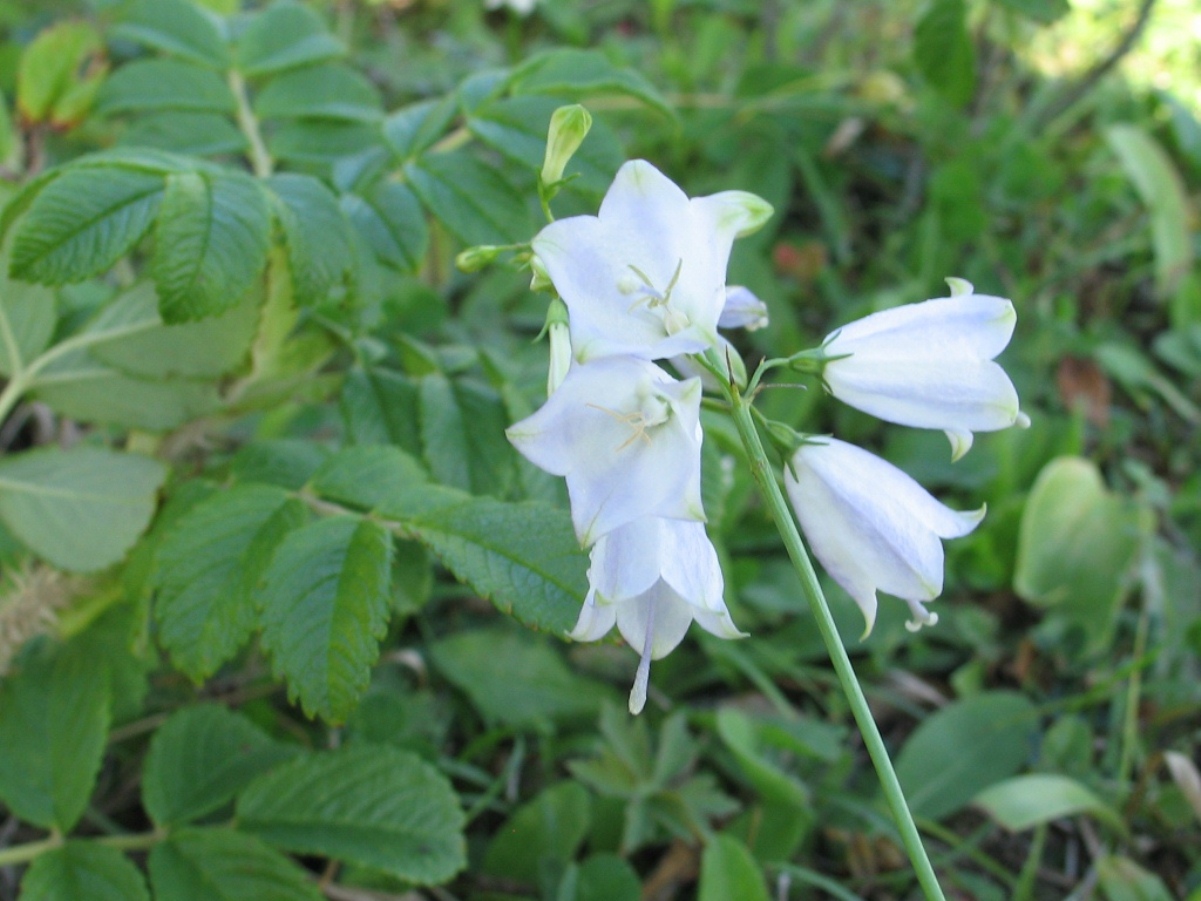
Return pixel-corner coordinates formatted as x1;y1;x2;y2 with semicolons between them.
628;599;656;715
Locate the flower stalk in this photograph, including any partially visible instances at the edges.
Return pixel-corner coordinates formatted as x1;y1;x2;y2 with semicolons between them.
721;369;948;901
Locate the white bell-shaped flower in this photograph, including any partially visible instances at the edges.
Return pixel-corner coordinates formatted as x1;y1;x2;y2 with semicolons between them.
822;279;1025;461
784;438;984;636
570;517;745;714
532;160;772;363
506;357;705;546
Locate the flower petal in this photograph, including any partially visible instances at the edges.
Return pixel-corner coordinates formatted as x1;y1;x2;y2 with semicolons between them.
614;581;696;660
827;294;1016;361
569;588;617;642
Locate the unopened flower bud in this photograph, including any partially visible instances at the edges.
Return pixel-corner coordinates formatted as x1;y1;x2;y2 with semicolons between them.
455;245;502;273
718;286;769;331
541;105;592;189
545;298;571;395
529;255;553;292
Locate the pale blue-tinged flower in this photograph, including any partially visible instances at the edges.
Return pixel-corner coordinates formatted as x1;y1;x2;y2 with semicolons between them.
822;279;1025;461
784;438;984;636
718;285;769;331
570;517;745;714
506;357;705;546
532;160;772;363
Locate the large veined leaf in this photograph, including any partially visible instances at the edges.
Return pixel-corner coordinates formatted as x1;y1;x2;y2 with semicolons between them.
154;484;306;681
895;692;1037;821
507;49;673;119
382;96;457;162
405;151;534;245
268;173;355;306
152;170;272;323
22;843;150;901
142;705;298;827
237;745;466;884
339;366;423;453
0;642;110;831
113;0;230;69
121;111;248;157
417;372;516;497
149;829;322;901
342;182;428;274
0;276;56;377
10;165;165;284
0;446;166;572
32;366;222;431
236;1;344;77
97;59;236;115
257;517;393;723
254;64;382;123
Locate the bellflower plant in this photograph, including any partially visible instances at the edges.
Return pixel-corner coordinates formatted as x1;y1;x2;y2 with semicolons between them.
784;438;985;635
570;517;745;714
819;278;1027;460
532;160;772;363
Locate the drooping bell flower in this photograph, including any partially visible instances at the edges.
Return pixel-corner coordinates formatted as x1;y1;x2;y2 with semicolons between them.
531;160;772;363
506;356;705;546
569;517;745;713
784;438;984;636
821;279;1026;461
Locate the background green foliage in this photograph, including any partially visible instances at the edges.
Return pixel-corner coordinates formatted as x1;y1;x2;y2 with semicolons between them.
0;0;1197;898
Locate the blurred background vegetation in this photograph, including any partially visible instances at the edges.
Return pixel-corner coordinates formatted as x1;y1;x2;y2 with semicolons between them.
0;0;1198;899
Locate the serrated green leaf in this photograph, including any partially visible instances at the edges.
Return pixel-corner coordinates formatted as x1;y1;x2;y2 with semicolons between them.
255;63;382;123
258;518;393;723
22;842;149;901
32;367;223;430
914;0;976;107
120;111;248;157
154;485;304;681
406;151;533;245
268;173;355;306
113;0;230;69
483;782;591;883
308;445;429;513
342;182;428;273
10;166;164;284
434;630;607;729
0;641;110;831
895;692;1037;821
0;447;166;573
71;146;193;175
508;49;673;119
143;705;299;827
0;276;55;377
403;496;586;633
17;21;103;124
382;96;456;162
698;835;770;901
237;745;466;884
268;120;381;167
149;828;322;901
237;1;344;77
98;59;236;115
91;280;260;379
230;439;331;489
340;366;423;452
153;170;272;323
418;372;516;496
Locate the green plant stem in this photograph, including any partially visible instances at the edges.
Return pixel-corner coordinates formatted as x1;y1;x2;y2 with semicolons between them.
0;834;62;867
229;69;273;179
723;382;946;901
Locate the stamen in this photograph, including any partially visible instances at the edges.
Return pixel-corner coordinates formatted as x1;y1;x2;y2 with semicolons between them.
584;402;662;452
628;600;656;715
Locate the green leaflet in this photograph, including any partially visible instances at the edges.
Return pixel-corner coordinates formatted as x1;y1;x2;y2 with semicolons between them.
112;0;230;69
913;0;975;107
149;829;322;901
267;173;356;306
236;1;344;77
0;641;111;831
236;745;466;884
97;58;236;115
405;151;534;246
257;517;393;723
152;170;272;323
22;843;150;901
0;446;166;573
142;705;298;827
153;484;306;681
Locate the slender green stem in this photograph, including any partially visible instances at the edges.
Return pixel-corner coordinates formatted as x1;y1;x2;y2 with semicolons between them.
0;833;62;867
723;380;946;900
229;70;273;179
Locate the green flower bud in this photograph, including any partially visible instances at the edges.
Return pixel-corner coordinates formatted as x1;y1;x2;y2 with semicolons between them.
541;104;592;188
455;245;502;273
